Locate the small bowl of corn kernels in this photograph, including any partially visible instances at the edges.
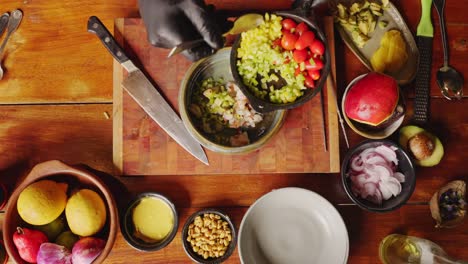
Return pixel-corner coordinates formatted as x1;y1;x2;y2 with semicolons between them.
182;209;236;263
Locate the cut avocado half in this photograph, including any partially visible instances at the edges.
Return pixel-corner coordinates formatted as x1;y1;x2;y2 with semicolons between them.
399;125;444;167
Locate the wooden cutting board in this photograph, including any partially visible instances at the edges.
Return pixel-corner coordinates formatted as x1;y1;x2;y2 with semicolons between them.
113;17;339;175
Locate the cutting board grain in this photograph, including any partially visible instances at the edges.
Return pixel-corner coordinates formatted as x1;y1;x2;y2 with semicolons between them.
113;17;339;175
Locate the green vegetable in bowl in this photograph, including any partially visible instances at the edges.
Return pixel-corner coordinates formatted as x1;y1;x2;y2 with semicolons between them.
236;14;306;104
189;78;263;147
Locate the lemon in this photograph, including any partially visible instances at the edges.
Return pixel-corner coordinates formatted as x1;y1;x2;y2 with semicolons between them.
65;189;107;236
17;180;68;225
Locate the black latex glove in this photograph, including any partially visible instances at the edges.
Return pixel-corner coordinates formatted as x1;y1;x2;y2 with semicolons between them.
138;0;223;61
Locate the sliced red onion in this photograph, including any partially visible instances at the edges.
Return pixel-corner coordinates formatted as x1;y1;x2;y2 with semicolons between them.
347;144;406;205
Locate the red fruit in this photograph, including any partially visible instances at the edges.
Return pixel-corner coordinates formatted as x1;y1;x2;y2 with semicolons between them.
305;57;324;71
281;18;297;31
281;32;298;51
304;75;315;88
13;227;49;263
295;31;315;50
308;69;321;80
294;67;302;77
310;39;325;56
295;22;309;35
293;49;308;63
344;72;399;126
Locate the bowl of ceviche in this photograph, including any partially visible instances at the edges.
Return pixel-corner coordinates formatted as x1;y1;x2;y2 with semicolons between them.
230;12;331;113
179;48;286;154
341;140;416;212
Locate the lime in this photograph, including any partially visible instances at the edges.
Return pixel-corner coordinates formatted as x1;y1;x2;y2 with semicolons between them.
33;215;66;241
65;189;107;236
55;231;79;250
17;180;68;225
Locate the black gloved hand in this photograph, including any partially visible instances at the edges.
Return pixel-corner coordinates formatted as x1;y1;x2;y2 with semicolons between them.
138;0;223;61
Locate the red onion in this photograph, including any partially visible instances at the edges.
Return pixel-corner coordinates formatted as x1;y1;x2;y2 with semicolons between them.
72;237;106;264
37;243;72;264
347;144;406;204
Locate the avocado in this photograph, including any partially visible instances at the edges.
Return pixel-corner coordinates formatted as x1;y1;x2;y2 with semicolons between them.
399;125;444;167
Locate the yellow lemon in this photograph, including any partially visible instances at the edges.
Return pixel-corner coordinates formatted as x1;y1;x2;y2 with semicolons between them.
17;180;68;225
65;189;107;236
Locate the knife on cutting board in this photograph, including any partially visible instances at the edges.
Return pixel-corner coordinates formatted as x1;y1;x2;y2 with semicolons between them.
414;0;434;125
87;16;209;165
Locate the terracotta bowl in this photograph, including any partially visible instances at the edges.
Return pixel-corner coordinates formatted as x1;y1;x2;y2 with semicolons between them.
2;160;118;264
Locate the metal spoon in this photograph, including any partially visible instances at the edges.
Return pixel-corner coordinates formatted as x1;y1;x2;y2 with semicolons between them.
0;9;23;80
0;13;9;37
167;13;264;58
433;0;464;100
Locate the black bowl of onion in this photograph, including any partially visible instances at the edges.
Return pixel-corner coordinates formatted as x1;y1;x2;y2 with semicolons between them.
341;140;416;212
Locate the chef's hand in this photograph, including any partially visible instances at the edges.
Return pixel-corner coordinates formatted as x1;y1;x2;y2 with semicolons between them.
138;0;223;61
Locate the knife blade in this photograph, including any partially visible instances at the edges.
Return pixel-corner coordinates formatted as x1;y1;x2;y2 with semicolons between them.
0;12;9;37
414;0;434;125
87;16;209;165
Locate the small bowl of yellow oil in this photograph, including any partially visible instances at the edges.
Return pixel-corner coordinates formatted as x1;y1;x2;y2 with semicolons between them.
121;192;178;251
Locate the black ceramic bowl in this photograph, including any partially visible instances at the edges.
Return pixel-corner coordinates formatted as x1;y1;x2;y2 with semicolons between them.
230;11;331;113
121;192;178;251
341;140;416;212
182;209;237;263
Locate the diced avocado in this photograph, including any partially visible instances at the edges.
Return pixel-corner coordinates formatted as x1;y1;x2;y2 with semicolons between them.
371;9;383;16
358;21;369;35
350;3;361;15
399;125;444;167
348;15;357;25
361;1;371;9
370;2;382;11
337;3;348;19
382;0;389;7
369;20;377;33
379;20;389;29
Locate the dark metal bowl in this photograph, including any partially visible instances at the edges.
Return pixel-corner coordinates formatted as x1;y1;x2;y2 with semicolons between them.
121;192;178;251
182;209;237;263
341;140;416;212
230;11;331;113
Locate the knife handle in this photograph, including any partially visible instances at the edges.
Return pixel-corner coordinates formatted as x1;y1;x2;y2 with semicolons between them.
87;16;129;64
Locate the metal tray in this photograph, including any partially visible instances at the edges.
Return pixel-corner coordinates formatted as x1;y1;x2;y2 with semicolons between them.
336;2;419;85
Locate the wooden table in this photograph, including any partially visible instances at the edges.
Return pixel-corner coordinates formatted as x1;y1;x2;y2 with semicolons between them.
0;0;467;263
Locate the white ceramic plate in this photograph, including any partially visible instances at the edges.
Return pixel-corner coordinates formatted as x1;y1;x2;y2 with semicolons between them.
238;187;349;264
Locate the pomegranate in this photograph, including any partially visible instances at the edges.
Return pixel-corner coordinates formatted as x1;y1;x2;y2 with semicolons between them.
344;73;399;126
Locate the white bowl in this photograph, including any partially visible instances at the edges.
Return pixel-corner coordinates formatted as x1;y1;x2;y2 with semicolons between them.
238;187;349;264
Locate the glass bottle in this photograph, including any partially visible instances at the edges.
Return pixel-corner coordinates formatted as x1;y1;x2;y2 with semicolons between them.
379;234;468;264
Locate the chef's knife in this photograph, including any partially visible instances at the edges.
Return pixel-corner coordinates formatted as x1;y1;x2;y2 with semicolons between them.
0;13;9;37
87;16;209;165
414;0;434;125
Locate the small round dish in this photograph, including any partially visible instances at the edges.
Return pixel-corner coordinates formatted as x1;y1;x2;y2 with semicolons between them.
238;187;349;264
341;140;416;212
179;48;286;154
230;11;331;113
121;192;178;251
342;73;405;139
182;209;236;263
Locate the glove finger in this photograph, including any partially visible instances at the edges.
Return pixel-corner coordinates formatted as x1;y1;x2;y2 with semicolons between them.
182;43;214;61
181;0;223;50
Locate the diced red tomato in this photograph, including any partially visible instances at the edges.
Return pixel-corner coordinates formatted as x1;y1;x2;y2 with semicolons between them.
281;18;297;31
308;69;321;80
305;57;323;70
304;75;315;88
293;49;308;63
281;32;298;51
295;67;302;77
295;22;309;35
272;38;282;49
295;31;315;50
310;39;325;56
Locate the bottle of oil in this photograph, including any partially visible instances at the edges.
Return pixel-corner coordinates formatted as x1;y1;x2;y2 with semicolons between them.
379;234;468;264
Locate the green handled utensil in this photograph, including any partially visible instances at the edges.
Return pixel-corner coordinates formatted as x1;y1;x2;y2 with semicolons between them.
414;0;434;125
